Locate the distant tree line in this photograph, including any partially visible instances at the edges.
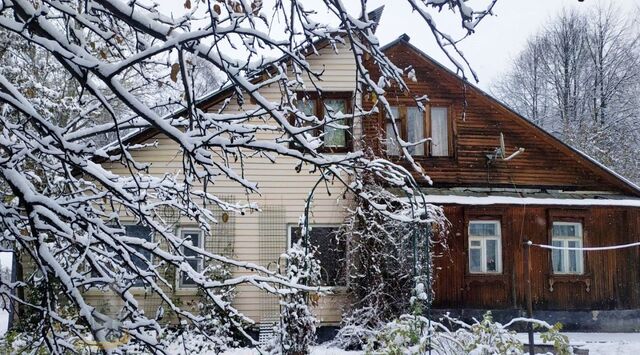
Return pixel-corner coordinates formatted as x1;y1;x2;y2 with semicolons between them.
492;4;640;184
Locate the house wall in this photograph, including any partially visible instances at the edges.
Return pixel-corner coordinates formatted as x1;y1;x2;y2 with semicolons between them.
432;204;640;311
362;41;635;194
85;41;360;325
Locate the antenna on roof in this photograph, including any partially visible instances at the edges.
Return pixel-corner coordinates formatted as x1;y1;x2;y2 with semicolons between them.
488;133;525;162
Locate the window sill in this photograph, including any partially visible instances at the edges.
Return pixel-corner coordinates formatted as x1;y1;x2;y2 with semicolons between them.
547;274;592;293
174;288;199;296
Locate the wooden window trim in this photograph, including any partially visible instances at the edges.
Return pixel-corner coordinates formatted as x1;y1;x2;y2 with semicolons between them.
467;220;503;274
463;209;507;279
547;209;588;277
383;102;455;159
291;91;354;154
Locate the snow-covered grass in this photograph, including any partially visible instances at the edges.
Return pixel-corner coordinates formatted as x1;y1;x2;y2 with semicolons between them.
516;332;640;355
220;346;362;355
216;335;640;355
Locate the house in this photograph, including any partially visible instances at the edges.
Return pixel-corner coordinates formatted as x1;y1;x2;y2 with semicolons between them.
26;13;639;335
363;35;640;331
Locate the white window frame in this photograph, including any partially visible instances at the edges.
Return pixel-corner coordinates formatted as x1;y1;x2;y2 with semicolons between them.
178;228;205;288
468;220;502;274
551;221;584;275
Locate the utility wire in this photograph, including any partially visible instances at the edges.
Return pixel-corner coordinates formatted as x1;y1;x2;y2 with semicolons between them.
527;240;640;251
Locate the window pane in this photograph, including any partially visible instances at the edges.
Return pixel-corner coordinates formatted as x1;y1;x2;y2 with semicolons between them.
126;225;153;286
182;232;200;257
470;240;481;247
553;223;578;237
568;250;578;273
385;107;400;155
180;231;202;287
568;240;579;273
469;248;481;273
296;99;315;116
552;240;563;273
406;107;424;155
486;239;498;272
469;222;497;237
181;259;201;286
431;107;449;156
323;99;347;148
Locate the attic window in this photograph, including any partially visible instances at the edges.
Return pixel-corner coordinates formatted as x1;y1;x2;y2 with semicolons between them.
291;92;353;153
385;105;453;157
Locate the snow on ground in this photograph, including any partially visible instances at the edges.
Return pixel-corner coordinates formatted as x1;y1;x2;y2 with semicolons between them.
220;347;362;355
516;332;640;355
218;334;640;355
0;252;11;336
170;346;361;355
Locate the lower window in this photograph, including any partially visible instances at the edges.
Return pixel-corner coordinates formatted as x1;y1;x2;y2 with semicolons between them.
180;229;204;287
551;222;584;274
468;220;502;274
289;225;345;286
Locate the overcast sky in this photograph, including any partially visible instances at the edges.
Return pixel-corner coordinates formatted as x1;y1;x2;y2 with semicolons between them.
367;0;639;90
161;0;639;91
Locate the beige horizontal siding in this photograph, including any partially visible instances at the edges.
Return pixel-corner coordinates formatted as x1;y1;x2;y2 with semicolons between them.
85;41;359;326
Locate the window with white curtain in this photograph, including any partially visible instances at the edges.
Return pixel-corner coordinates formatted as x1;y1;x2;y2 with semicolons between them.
406;107;425;156
468;220;502;274
384;104;450;157
551;222;584;274
430;107;449;156
385;106;401;156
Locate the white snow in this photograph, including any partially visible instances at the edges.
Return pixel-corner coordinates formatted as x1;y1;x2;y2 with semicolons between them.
219;346;362;355
402;194;640;207
0;252;11;336
516;332;640;355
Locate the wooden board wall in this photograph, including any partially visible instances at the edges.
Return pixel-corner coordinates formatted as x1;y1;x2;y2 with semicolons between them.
432;205;640;310
363;41;637;195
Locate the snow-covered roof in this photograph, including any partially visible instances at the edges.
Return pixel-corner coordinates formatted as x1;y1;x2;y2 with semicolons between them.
400;188;640;207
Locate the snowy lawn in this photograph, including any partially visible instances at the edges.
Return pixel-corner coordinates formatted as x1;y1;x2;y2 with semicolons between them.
516;332;640;355
216;333;640;355
219;347;362;355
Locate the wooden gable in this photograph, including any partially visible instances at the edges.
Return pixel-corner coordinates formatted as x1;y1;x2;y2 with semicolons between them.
363;38;640;196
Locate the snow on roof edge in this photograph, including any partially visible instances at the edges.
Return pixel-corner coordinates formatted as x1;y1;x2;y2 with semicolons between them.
402;194;640;207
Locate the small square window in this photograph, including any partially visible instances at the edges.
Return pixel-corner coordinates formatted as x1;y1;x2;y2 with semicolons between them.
468;220;502;274
291;92;352;153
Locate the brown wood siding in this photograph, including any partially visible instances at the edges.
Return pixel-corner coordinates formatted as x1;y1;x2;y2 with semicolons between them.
432;205;640;310
363;42;637;194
